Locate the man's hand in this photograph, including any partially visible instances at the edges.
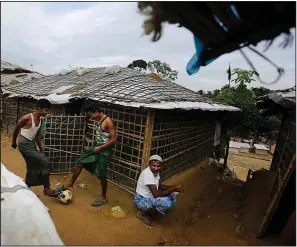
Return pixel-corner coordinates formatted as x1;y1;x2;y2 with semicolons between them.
174;185;184;192
11;143;17;149
93;146;102;153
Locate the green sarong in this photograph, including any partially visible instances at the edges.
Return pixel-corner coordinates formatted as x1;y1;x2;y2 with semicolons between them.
77;145;113;179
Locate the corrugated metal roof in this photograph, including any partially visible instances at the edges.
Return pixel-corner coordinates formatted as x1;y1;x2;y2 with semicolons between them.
3;66;241;111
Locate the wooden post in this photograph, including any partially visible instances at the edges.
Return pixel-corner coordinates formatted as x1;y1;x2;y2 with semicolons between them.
223;128;231;169
141;110;155;171
15;98;20;124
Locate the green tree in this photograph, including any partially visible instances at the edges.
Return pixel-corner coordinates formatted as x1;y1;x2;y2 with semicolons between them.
197;90;204;95
231;68;259;85
147;60;178;81
128;59;178;81
205;91;213;98
213;89;221;98
127;59;148;72
214;68;280;139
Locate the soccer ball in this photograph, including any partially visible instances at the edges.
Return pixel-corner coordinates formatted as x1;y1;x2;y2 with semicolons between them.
58;190;72;204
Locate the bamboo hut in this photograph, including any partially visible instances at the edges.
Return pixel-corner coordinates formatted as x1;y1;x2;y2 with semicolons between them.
1;60;44;126
256;89;296;237
2;66;240;193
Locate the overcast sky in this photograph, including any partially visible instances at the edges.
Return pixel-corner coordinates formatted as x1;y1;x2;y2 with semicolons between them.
1;2;296;92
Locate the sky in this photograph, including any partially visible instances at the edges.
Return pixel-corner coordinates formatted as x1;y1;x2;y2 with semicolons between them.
1;2;296;92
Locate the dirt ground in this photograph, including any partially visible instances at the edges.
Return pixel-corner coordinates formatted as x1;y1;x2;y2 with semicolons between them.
228;152;272;171
1;131;280;246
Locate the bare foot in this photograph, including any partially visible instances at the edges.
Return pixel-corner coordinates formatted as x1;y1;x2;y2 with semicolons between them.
137;211;156;226
67;184;74;191
43;188;55;197
98;193;107;200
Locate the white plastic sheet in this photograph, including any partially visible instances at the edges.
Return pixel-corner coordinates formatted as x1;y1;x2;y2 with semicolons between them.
1;163;64;245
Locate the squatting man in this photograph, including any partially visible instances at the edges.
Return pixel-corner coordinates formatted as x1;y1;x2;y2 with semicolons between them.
134;155;184;226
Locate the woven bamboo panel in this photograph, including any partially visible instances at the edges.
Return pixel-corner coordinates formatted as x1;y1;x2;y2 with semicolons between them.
151;110;216;181
264;113;296;212
2;97;68;135
44;115;86;173
2;97;18;135
83;103;146;193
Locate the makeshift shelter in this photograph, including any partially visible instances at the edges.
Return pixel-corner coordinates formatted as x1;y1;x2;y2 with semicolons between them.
2;66;240;193
254;144;270;156
256;89;295;237
229;141;250;154
1;60;44;127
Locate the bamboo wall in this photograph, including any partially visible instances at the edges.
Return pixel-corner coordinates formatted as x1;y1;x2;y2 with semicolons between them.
2;97;220;194
151;110;217;181
84;104;147;194
258;111;296;236
263;112;296;211
44;115;85;173
2;97;66;135
2;97;18;134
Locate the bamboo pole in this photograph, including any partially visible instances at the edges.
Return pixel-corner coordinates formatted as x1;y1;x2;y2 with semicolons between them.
141;110;155;171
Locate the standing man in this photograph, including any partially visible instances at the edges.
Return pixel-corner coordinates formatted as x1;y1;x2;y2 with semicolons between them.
11;99;58;197
67;103;116;207
134;155;184;226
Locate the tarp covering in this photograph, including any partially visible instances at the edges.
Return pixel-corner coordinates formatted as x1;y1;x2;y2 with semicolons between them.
1;163;64;245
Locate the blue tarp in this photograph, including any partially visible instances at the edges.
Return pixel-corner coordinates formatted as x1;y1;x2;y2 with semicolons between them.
186;35;218;75
186;4;241;75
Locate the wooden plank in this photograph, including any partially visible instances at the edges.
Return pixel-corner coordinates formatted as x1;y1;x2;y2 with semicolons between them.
275;120;292;171
141;110;155;171
257;153;296;237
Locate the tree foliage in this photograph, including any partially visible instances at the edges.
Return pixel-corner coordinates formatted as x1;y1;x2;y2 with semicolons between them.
231;68;259;85
197;90;204;95
147;60;178;81
127;59;147;72
127;59;178;81
212;68;281;139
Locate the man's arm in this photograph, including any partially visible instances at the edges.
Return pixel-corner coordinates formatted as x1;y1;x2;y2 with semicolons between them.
159;183;175;191
148;184;184;198
94;119;117;152
12;116;29;148
35;128;44;153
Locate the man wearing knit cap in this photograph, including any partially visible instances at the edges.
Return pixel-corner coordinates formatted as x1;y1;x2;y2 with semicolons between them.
134;154;184;226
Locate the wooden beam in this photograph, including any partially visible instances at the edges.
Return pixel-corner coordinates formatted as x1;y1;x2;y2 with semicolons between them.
257;153;296;237
141;110;155;171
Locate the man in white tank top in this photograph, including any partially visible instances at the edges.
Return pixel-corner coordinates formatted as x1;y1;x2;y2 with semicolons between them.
11;99;59;197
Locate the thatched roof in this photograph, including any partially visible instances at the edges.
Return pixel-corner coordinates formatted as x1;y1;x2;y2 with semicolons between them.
1;60;44;87
138;2;295;62
3;66;239;112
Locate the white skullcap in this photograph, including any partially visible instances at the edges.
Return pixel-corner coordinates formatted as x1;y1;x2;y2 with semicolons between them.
149;155;163;162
